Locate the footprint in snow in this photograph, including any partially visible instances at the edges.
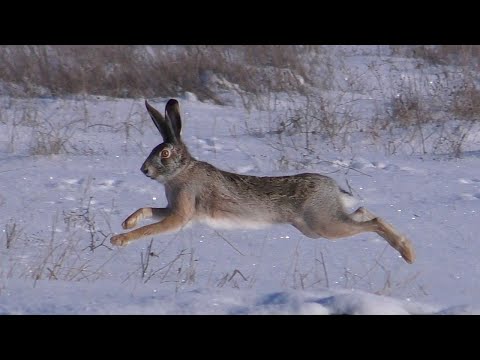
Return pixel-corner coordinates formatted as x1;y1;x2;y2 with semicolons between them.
350;159;375;170
455;193;480;201
62;178;84;185
48;178;84;190
459;178;480;185
337;158;399;172
190;136;223;152
95;179;122;190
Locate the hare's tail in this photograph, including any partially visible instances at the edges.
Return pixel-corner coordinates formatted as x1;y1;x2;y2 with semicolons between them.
339;187;358;209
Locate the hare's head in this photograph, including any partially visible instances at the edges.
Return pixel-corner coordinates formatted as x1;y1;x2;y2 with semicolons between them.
141;99;192;183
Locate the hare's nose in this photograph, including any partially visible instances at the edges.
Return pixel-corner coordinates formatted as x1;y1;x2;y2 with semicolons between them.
141;164;150;176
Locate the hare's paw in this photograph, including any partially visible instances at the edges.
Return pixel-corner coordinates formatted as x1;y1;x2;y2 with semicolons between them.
398;237;415;264
122;215;139;229
111;233;130;246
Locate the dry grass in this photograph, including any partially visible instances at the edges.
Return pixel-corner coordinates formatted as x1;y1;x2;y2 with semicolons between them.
390;45;480;66
0;45;314;103
4;220;24;249
3;45;479;160
449;80;480;121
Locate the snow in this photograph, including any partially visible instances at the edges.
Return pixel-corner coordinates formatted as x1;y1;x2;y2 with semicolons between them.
0;279;445;315
1;48;480;314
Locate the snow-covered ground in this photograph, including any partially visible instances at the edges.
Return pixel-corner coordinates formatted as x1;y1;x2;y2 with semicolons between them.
1;48;480;314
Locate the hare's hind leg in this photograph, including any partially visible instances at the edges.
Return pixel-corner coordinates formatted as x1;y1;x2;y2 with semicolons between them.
122;208;170;229
370;216;415;264
348;207;415;263
300;207;415;264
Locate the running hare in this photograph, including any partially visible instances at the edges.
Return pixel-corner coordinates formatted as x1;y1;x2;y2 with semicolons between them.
111;99;415;263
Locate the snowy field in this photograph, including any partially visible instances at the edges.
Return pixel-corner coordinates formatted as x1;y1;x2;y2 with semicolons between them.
1;47;480;314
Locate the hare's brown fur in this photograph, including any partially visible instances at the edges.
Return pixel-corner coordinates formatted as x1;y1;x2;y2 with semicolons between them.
110;99;415;264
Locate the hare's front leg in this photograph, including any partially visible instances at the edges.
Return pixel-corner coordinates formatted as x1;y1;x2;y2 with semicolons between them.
111;193;194;246
122;207;171;229
111;213;191;246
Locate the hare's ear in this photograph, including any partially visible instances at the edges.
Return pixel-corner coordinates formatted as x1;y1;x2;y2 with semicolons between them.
165;99;182;139
145;100;177;143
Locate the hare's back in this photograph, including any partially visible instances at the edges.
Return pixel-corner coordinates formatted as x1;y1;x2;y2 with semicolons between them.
217;170;344;210
191;166;347;228
230;172;340;198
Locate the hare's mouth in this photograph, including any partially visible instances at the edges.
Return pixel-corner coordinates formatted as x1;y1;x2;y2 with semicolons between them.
141;164;156;179
143;171;165;183
145;173;158;180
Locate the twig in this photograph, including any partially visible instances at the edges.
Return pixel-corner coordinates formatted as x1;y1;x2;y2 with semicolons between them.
319;158;372;177
228;269;248;282
213;230;245;256
316;251;330;288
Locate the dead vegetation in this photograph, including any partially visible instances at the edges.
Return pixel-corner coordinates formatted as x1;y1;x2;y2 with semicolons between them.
0;45;314;102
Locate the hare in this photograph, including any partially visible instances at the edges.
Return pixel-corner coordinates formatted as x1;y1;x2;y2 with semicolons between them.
110;99;415;264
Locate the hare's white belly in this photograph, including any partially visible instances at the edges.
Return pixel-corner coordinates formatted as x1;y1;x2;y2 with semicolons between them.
197;216;272;230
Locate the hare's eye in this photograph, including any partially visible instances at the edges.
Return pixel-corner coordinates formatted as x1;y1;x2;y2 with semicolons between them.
160;149;171;158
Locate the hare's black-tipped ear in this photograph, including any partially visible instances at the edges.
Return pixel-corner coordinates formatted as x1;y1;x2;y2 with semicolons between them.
165;99;182;139
145;100;177;143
